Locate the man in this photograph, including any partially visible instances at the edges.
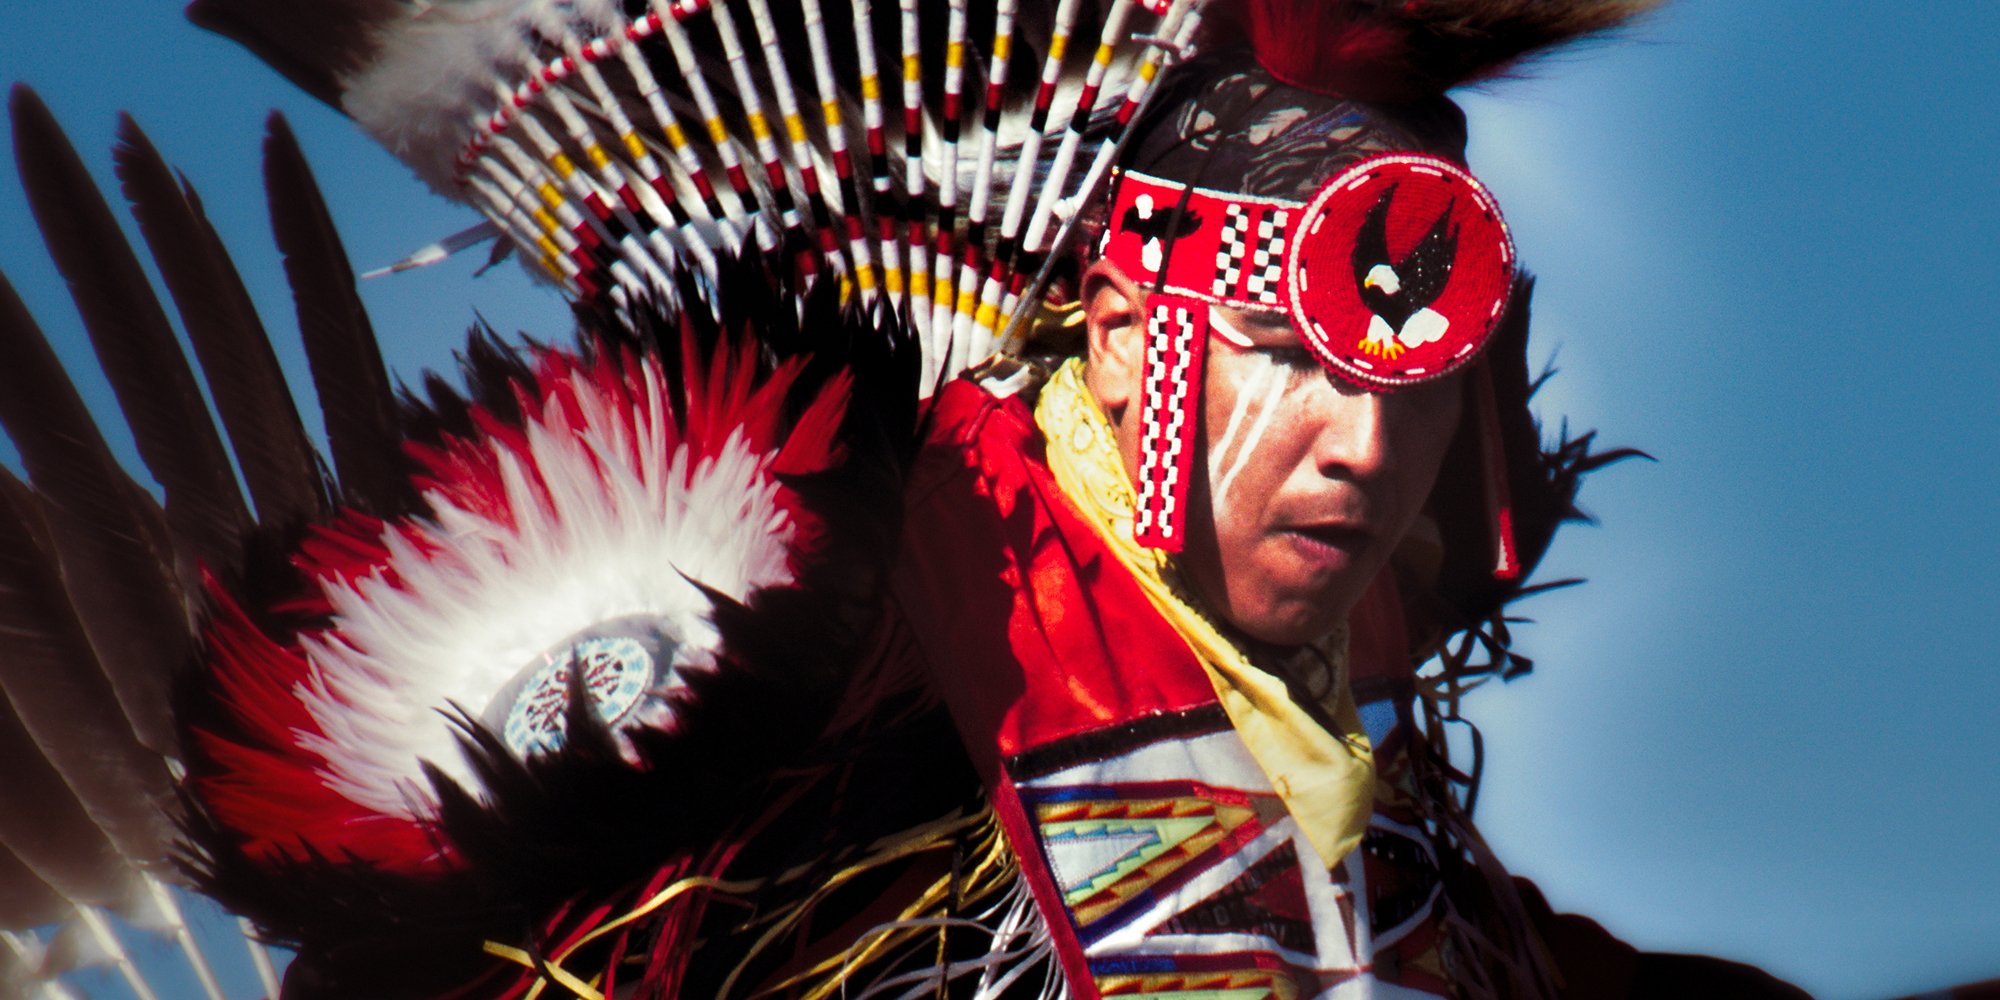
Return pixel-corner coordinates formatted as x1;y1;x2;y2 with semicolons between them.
890;49;1810;999
891;57;1514;997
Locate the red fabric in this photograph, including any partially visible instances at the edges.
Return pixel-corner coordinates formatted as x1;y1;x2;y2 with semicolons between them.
893;378;1220;781
893;379;1230;998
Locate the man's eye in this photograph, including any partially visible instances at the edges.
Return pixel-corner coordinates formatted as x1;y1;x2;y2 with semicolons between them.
1263;345;1318;370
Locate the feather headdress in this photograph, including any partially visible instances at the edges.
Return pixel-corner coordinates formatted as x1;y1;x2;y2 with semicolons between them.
183;0;1656;346
187;0;1214;385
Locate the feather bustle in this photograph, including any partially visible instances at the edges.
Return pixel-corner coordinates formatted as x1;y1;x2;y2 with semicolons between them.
184;307;860;864
9;85;252;581
114;115;331;531
177;256;948;995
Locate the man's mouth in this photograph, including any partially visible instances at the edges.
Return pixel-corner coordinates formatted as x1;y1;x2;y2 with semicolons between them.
1278;521;1376;562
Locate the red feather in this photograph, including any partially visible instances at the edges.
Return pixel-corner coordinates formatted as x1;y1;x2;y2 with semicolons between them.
1211;0;1662;101
192;579;445;872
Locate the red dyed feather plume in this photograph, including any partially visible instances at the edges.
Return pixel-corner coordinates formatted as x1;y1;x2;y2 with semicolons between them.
1213;0;1662;101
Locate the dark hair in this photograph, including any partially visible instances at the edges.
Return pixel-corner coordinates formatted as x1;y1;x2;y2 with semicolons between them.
1118;50;1469;201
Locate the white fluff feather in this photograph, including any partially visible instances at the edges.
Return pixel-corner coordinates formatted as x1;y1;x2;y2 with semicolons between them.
341;0;625;194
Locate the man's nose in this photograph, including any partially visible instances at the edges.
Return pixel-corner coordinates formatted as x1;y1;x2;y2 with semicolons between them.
1312;385;1394;480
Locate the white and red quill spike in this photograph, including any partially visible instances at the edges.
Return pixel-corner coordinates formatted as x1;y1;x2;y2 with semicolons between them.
192;334;853;871
192;0;1198;382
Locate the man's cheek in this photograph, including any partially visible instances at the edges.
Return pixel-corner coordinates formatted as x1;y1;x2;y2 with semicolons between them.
1206;356;1293;511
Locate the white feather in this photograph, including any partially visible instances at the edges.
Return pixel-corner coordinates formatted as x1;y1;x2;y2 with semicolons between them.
341;0;624;194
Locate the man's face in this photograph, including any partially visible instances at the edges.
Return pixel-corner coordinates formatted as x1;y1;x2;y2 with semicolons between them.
1182;305;1463;645
1086;270;1464;646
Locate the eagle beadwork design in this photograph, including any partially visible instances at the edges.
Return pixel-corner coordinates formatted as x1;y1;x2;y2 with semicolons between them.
1352;185;1459;358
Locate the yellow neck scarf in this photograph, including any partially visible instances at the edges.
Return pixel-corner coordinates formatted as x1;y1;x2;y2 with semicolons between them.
1034;358;1376;869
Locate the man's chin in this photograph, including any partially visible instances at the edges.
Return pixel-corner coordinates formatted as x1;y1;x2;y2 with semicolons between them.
1226;590;1362;649
1186;539;1378;647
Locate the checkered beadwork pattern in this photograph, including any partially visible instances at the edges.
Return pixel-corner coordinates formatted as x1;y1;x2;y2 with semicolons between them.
1212;204;1250;299
1243;208;1288;306
1134;296;1209;552
1209;205;1288;306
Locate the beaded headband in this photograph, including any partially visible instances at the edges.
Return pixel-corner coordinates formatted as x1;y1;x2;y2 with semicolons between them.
1100;153;1516;390
1098;153;1517;549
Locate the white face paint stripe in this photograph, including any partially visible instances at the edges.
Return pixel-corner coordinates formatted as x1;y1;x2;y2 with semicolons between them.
1208;355;1276;505
1206;304;1255;348
1205;305;1269;508
1211;356;1290;512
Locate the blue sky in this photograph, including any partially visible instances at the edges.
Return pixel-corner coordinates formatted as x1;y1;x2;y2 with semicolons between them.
2;1;1996;998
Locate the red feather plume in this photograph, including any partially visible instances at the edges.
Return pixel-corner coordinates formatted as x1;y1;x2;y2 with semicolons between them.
1212;0;1663;101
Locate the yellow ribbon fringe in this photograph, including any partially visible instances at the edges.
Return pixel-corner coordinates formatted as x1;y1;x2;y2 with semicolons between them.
484;809;1008;1000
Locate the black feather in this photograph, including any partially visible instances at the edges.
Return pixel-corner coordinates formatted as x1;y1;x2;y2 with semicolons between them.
0;678;143;912
185;0;403;110
0;847;68;931
0;269;192;757
0;468;180;872
10;84;250;578
114;114;331;531
262;111;413;517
